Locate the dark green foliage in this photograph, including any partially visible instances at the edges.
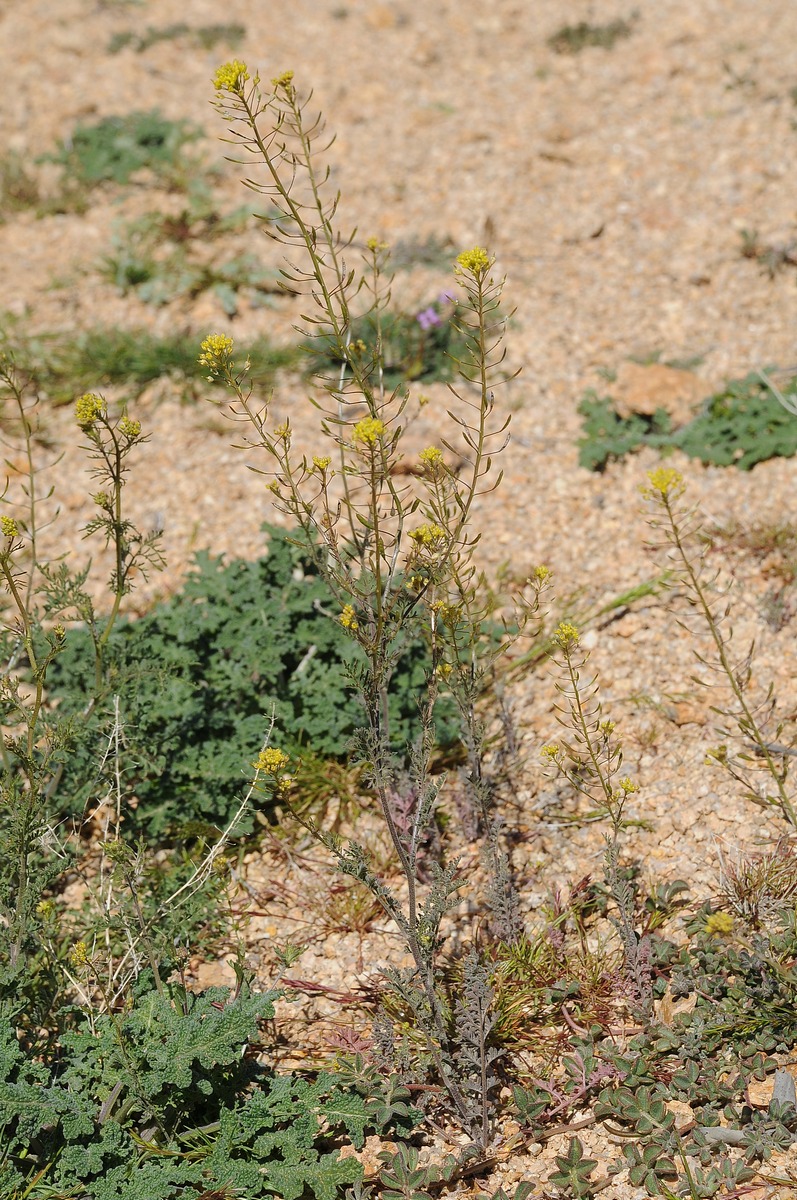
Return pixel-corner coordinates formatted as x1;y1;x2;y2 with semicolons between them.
549;1138;598;1197
308;292;468;387
332;1055;421;1138
0;977;409;1199
46;110;203;187
109;22;246;54
46;527;460;836
673;373;797;469
4;326;298;401
548;18;634;54
578;371;797;472
367;1145;471;1200
577;391;672;472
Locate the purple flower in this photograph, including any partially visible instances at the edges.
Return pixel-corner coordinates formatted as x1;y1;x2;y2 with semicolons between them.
416;306;442;331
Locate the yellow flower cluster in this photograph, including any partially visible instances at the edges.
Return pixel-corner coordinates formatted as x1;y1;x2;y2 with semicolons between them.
353;417;385;446
553;621;579;651
540;743;560;761
409;523;446;547
75;392;105;428
36;899;55;919
533;564;551;584
455;246;491;277
312;455;332;472
704;911;734;937
69;941;90;968
640;467;685;502
339;604;358;630
419;446;444;470
272;70;295;92
119;416;141;439
254;747;290;774
430;599;459;625
199;333;235;378
274;423;291;443
366;236;388;252
92;492;110;509
1;516;19;538
213;60;250;94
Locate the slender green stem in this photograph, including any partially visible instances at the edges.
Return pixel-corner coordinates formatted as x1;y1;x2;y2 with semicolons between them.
662;495;796;826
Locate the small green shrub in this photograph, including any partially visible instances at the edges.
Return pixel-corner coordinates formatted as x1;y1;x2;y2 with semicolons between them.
389;233;456;272
103;201;283;313
2;327;298;401
0;150;89;220
578;370;797;471
46;527;461;836
506;892;797;1196
46;110;203;187
109;21;246;54
0;153;46;218
547;17;635;54
577;391;672;471
676;372;797;468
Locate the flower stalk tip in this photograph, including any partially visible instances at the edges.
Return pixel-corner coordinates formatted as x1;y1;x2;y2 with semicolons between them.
199;333;235;379
455;246;491;278
213;60;250;94
75;392;105;429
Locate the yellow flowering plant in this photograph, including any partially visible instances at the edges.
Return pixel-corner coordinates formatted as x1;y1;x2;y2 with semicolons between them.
642;467;797;828
543;615;655;1016
0;349;171;1006
203;63;548;1146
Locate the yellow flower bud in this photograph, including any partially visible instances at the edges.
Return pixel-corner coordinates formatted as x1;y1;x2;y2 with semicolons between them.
69;941;90;969
271;70;295;92
704;911;734;937
119;416;141;439
339;604;358;630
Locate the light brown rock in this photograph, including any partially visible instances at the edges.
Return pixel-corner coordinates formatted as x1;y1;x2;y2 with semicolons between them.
611;362;713;427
